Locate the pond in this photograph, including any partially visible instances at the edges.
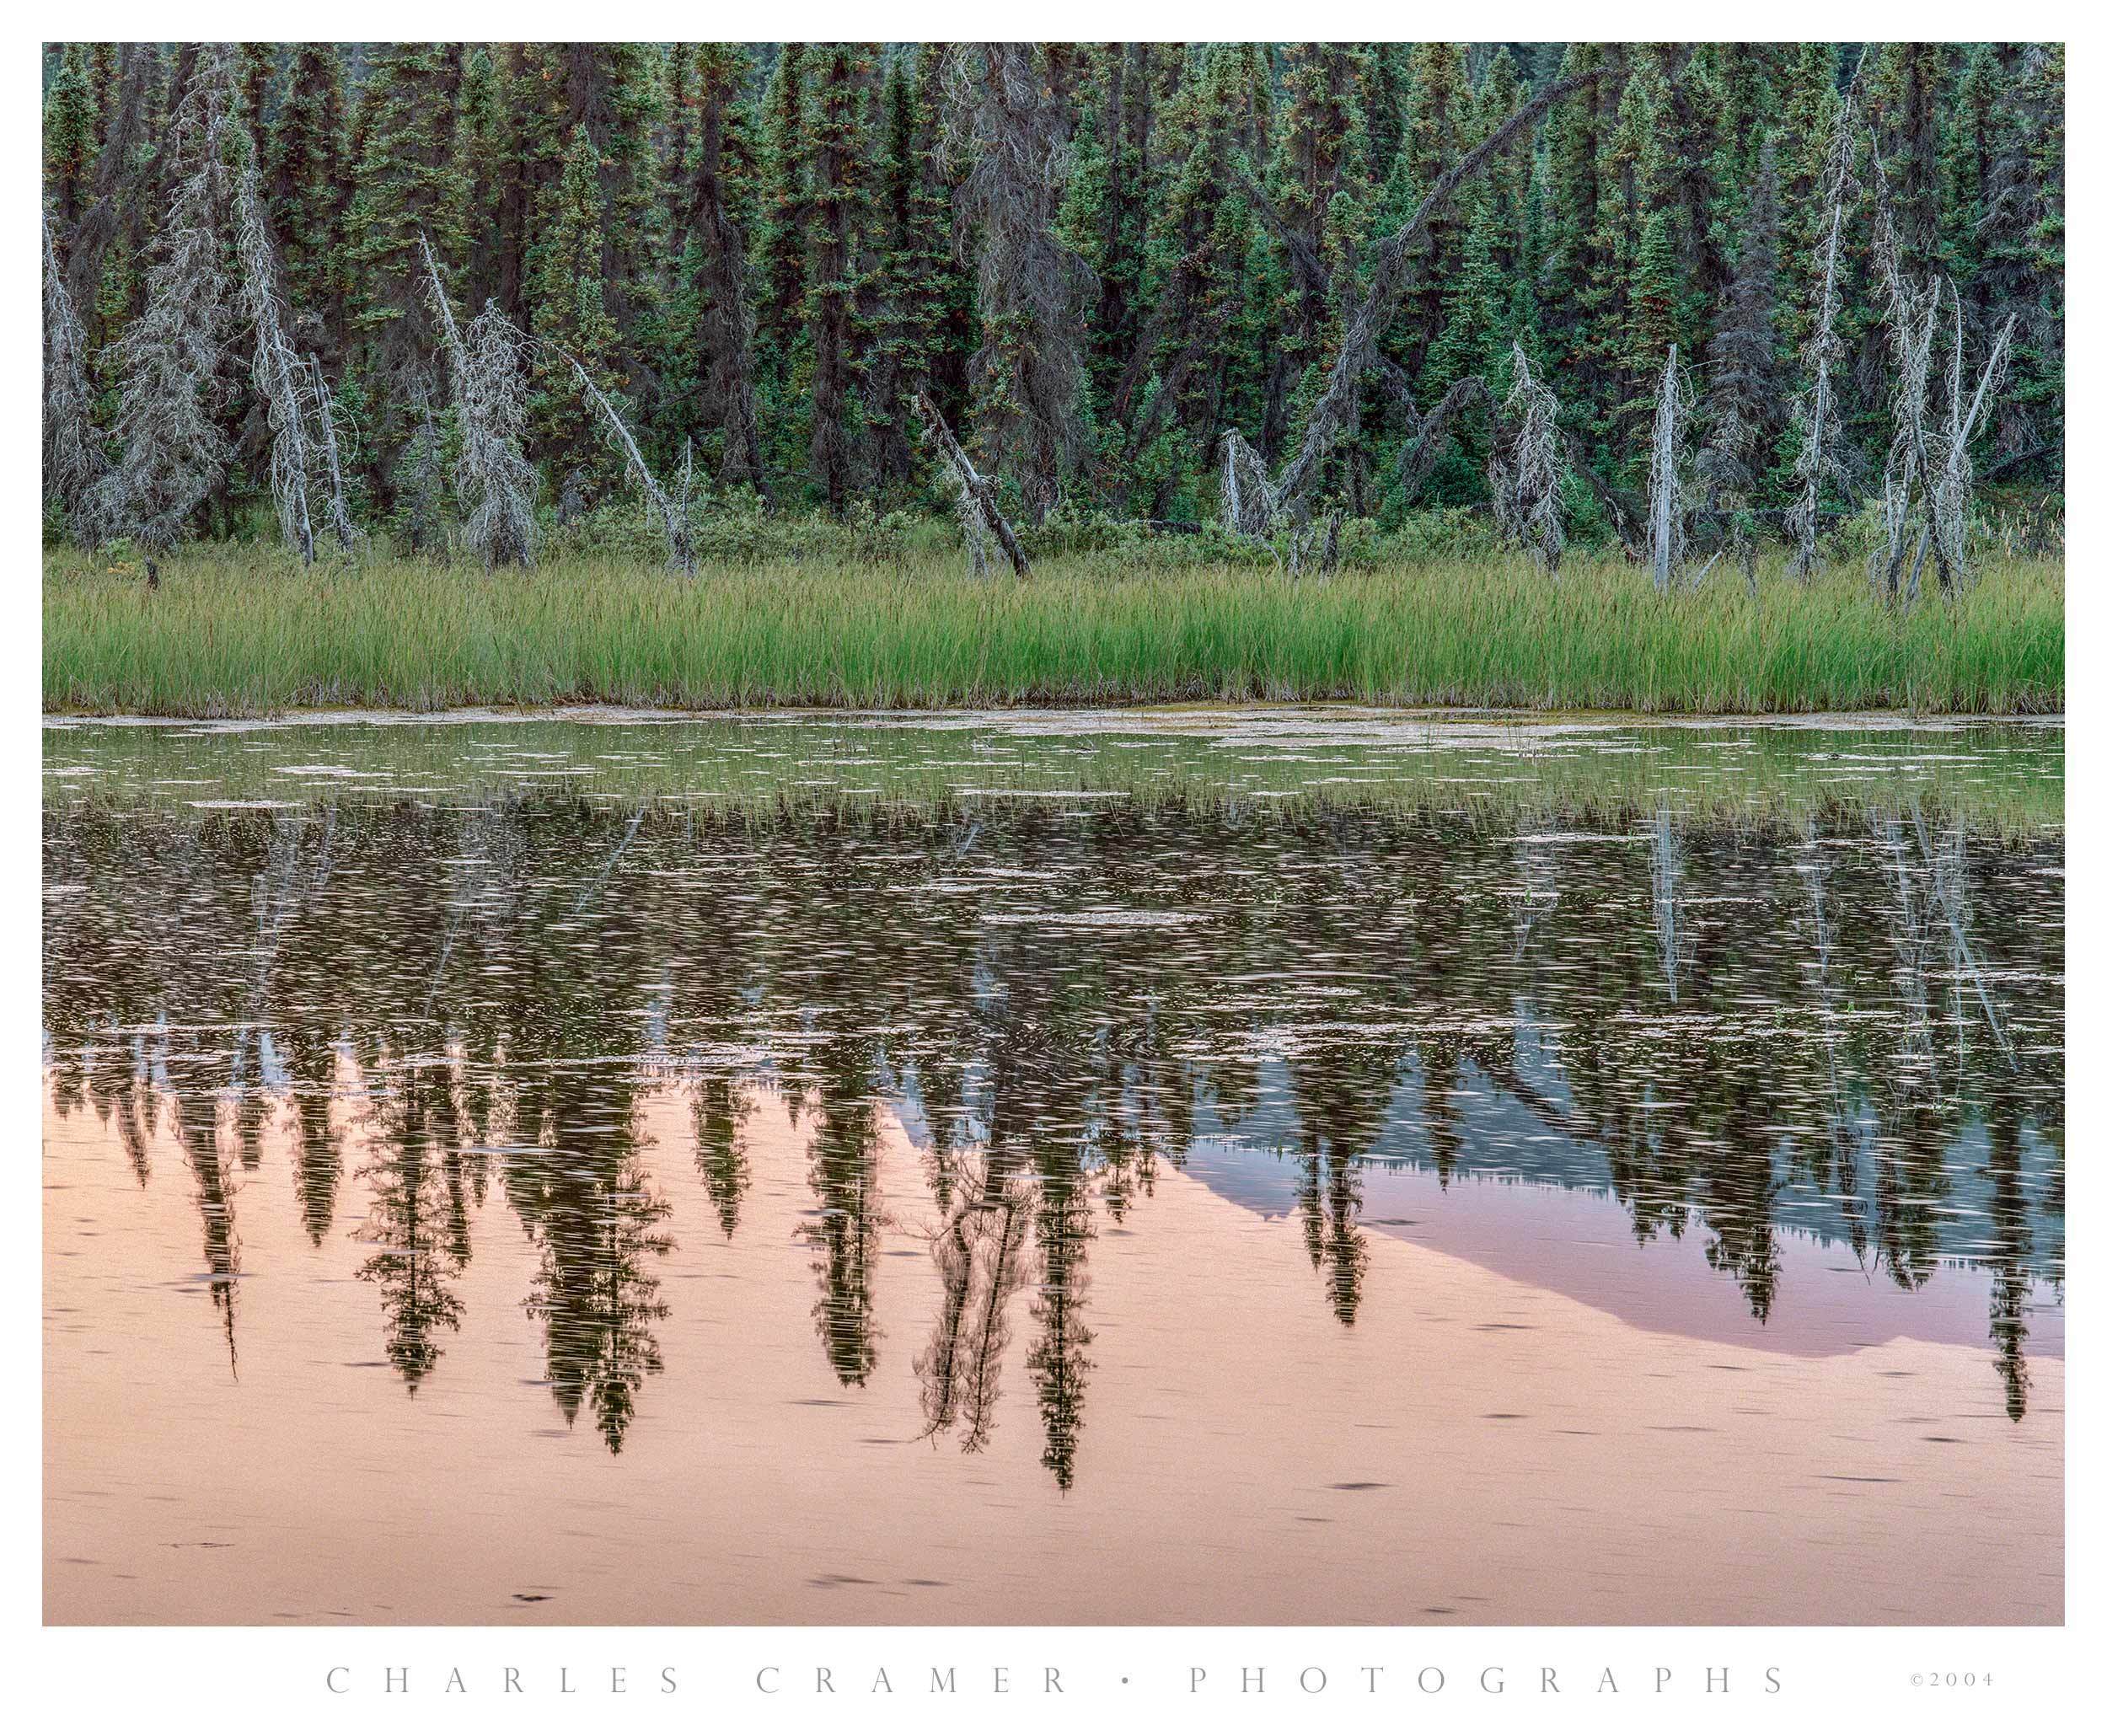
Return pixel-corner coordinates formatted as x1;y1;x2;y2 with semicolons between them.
42;710;2064;1625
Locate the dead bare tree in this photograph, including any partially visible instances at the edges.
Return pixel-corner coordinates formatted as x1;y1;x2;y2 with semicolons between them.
421;235;537;569
550;345;694;575
1393;378;1493;506
1647;346;1691;591
1268;65;1610;524
1786;58;1872;577
91;47;239;581
918;389;1029;576
1927;309;2019;591
1219;427;1279;541
1488;341;1566;572
1867;147;1943;603
233;155;315;565
303;352;358;551
42;206;106;544
943;44;1094;524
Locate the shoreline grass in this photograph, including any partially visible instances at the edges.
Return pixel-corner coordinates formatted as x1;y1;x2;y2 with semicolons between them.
43;544;2064;719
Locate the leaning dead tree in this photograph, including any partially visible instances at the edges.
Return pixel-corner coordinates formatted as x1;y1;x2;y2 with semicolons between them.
1928;307;2018;591
1646;346;1692;591
918;389;1030;577
1268;64;1610;528
233;157;317;565
1393;378;1493;506
41;206;105;544
303;353;359;552
550;345;694;574
1786;57;1872;577
1488;342;1566;572
1211;63;1606;570
421;235;537;569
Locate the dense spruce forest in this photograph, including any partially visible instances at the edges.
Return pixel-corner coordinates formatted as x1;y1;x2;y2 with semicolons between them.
40;41;2065;584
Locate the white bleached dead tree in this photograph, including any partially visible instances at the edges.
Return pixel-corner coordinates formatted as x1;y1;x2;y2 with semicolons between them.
1784;71;1867;578
92;48;239;582
1860;132;2016;603
1488;341;1566;572
1867;147;1944;603
42;206;106;544
421;235;537;569
1220;428;1279;542
233;153;316;565
303;353;358;552
551;346;695;575
1646;346;1692;591
1927;308;2018;591
918;389;1030;577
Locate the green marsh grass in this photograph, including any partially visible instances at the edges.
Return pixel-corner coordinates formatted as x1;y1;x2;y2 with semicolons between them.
43;544;2064;718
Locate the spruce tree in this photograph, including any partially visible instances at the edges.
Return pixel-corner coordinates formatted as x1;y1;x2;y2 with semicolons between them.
754;45;812;480
670;45;765;490
1473;47;1530;281
1868;43;1949;282
43;44;99;229
1394;42;1471;382
455;46;505;311
1599;47;1681;473
1965;44;2062;478
866;55;952;492
1270;44;1373;499
509;46;668;435
1774;42;1842;367
238;44;276;140
1698;136;1784;568
806;45;875;511
756;46;810;365
1537;43;1617;462
344;43;468;498
1114;46;1258;513
531;129;625;499
265;45;352;364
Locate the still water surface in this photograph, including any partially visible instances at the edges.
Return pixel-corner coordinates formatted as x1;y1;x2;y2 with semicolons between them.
43;711;2063;1624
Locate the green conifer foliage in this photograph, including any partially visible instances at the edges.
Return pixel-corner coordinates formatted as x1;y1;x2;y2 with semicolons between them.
531;129;624;497
1394;42;1470;381
43;44;99;228
35;38;2070;552
1271;45;1373;499
344;42;469;498
267;45;353;362
667;45;765;490
807;44;875;510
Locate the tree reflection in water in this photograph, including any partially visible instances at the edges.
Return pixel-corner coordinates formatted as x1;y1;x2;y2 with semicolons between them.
44;780;2065;1481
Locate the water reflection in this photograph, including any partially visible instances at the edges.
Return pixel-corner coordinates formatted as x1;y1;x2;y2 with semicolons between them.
43;728;2064;1495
